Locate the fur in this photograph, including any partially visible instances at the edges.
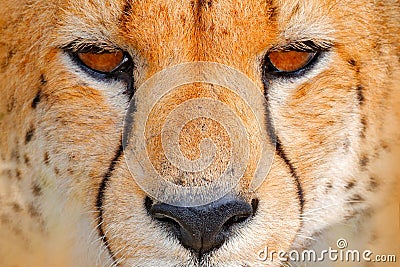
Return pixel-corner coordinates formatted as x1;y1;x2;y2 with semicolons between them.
0;0;399;266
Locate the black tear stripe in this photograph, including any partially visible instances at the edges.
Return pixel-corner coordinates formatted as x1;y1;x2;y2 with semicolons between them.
96;142;123;264
275;137;305;214
262;77;305;218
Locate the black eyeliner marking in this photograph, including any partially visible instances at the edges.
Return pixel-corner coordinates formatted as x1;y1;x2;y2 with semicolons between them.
262;71;304;215
96;142;123;264
275;138;305;213
263;99;277;146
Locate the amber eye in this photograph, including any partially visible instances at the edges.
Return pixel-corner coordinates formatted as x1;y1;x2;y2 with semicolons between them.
77;50;125;73
66;44;134;96
267;51;316;73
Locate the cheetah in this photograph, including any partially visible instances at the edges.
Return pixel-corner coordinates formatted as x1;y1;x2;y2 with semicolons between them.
0;0;399;266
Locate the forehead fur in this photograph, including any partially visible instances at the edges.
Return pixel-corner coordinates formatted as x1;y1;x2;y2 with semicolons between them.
48;0;392;79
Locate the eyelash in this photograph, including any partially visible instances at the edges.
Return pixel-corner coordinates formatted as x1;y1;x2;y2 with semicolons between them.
263;41;331;79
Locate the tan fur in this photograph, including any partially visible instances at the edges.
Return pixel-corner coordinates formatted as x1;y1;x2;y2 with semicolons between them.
0;0;399;266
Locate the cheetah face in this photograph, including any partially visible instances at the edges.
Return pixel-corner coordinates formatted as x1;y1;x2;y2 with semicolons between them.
1;0;399;266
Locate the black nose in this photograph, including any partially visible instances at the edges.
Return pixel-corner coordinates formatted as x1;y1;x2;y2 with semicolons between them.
146;195;257;254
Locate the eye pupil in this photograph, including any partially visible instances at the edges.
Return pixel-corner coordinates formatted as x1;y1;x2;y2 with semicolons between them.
267;51;315;73
77;51;124;73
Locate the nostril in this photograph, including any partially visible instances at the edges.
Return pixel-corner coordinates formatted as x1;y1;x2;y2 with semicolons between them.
145;197;181;228
223;213;251;229
145;197;184;240
221;199;258;230
152;213;182;230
